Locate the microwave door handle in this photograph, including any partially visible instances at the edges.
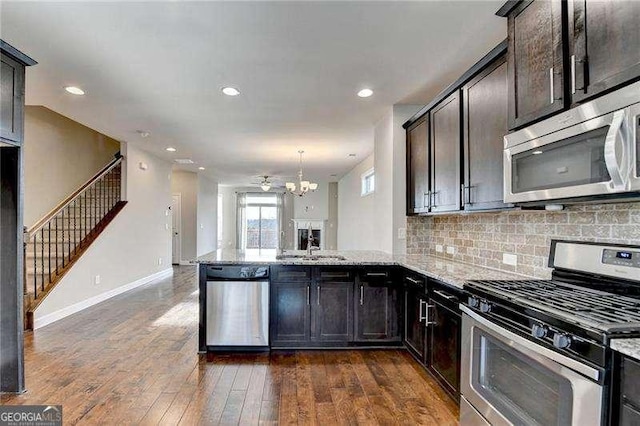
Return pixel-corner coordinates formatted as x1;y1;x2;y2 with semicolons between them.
604;109;630;190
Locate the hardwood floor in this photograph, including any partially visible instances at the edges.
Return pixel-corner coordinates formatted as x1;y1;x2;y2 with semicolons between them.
0;266;459;425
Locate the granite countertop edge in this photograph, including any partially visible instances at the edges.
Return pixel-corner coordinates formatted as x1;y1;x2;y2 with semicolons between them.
196;250;532;290
610;338;640;362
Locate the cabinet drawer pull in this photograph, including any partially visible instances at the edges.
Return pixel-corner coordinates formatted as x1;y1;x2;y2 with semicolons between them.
571;55;576;95
317;285;321;305
366;272;387;277
307;285;310;305
549;67;555;104
406;277;422;285
360;285;364;305
433;289;457;301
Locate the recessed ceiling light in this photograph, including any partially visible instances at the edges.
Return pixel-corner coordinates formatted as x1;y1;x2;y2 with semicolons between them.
166;147;177;152
198;167;205;170
222;87;240;96
65;86;85;95
357;88;373;98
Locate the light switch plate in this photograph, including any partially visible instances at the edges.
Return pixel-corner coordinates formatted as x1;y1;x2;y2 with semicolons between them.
436;245;444;253
94;275;100;285
503;253;518;266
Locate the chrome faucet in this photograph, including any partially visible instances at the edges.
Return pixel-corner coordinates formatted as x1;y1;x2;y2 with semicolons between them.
307;223;319;256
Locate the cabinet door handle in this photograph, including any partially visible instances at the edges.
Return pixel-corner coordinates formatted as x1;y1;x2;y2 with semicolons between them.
419;300;426;322
461;184;465;208
434;289;457;301
406;277;421;285
571;55;576;95
431;191;438;208
360;285;364;306
317;285;320;305
366;272;387;277
307;285;310;305
425;303;437;326
423;192;429;209
549;67;555;104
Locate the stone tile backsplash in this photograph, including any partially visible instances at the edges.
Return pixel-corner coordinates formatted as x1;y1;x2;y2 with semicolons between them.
406;202;640;279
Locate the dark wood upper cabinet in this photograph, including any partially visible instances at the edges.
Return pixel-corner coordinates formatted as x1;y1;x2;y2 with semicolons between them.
568;0;640;103
462;55;512;211
1;53;25;145
406;116;430;215
430;91;461;213
506;0;565;129
355;271;400;342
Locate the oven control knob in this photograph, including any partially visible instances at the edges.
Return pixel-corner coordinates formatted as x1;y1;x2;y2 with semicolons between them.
553;333;572;349
531;324;548;338
468;297;480;308
479;300;492;313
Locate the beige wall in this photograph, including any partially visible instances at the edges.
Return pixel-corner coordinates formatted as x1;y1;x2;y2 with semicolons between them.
171;171;198;262
34;144;173;324
406;203;640;279
197;174;218;256
23;106;120;226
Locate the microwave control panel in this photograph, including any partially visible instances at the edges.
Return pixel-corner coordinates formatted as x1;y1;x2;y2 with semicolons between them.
602;249;640;268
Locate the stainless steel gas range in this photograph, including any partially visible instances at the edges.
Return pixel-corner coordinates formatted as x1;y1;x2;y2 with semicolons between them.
460;240;640;426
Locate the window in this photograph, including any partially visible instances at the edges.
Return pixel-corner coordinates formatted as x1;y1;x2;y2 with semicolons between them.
245;194;278;250
361;168;375;196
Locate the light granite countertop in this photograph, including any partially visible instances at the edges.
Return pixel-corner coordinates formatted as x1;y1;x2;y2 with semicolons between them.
610;338;640;361
196;249;530;289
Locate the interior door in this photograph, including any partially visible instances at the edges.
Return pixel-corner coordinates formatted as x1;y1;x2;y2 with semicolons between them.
171;194;181;264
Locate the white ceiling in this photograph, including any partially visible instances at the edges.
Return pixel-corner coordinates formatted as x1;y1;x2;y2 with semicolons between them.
1;1;505;186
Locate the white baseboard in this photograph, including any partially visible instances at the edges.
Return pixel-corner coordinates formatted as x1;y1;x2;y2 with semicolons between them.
34;268;174;330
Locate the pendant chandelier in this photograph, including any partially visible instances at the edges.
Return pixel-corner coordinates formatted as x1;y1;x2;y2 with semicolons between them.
286;150;318;197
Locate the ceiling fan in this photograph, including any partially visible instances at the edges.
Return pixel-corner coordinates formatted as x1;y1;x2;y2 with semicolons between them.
251;175;287;192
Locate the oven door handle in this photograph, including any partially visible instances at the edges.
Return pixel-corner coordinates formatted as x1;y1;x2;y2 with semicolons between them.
460;305;601;382
604;109;631;190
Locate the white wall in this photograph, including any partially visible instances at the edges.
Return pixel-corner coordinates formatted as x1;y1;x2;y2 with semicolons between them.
338;105;421;254
292;181;329;220
34;143;173;325
337;154;376;251
218;185;237;249
196;174;218;256
171;171;198;262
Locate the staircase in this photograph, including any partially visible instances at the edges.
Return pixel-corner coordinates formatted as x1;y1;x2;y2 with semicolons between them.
23;153;127;330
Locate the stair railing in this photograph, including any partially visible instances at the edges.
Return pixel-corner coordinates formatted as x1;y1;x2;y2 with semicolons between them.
23;153;124;305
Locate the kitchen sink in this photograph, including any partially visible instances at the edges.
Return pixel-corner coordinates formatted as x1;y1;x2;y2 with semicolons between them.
276;254;347;261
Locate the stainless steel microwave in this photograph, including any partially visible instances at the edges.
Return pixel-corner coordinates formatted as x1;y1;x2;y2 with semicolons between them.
504;82;640;204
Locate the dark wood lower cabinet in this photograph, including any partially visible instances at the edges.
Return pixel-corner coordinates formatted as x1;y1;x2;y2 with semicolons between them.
270;281;311;345
428;295;461;398
619;355;640;426
404;277;428;362
355;271;401;342
313;281;353;342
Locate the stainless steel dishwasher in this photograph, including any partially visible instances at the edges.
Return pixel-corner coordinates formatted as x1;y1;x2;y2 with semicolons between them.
205;265;269;348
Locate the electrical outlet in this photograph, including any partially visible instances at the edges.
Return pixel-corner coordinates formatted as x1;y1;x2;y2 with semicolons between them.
436;244;444;253
503;253;518;266
397;227;406;239
94;275;100;285
158;257;163;265
201;224;204;229
165;223;169;230
446;246;456;255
